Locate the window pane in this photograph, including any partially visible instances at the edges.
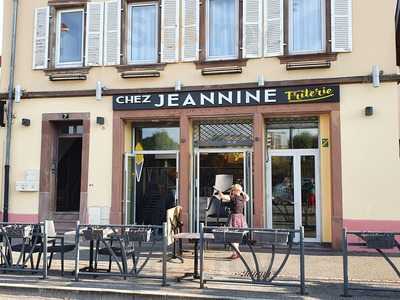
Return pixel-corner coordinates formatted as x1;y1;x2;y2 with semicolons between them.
59;11;83;63
268;129;290;150
267;128;319;149
208;0;237;58
135;127;180;150
290;0;324;53
292;128;319;149
130;5;157;63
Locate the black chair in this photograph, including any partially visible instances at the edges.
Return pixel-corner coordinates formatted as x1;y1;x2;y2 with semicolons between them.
8;224;43;270
205;195;230;227
35;221;75;276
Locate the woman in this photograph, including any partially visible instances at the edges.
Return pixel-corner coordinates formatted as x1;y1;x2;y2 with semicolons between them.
219;184;249;259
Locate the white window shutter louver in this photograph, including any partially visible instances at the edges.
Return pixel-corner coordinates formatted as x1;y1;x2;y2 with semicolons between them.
32;7;50;69
243;0;262;58
86;2;104;66
331;0;352;52
182;0;199;61
104;0;121;65
264;0;283;57
161;0;179;63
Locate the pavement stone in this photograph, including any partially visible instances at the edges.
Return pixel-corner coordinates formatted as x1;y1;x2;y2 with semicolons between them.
0;245;398;299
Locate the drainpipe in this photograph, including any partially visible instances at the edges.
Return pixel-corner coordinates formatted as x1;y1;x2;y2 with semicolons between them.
3;0;19;222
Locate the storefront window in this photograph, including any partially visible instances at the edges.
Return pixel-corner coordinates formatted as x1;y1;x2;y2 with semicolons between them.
266;118;319;149
134;126;180;150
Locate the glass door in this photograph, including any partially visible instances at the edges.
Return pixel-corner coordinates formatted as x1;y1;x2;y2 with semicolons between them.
124;150;179;225
266;149;320;242
192;148;253;232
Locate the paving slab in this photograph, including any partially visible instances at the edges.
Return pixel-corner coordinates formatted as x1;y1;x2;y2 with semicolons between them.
0;246;398;299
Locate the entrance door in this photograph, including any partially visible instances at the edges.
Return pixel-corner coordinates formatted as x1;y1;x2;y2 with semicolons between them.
56;137;82;212
266;149;320;242
192;149;253;232
124;150;179;225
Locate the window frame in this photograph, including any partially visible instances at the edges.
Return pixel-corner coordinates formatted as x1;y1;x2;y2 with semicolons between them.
55;8;85;68
127;1;160;65
287;0;326;55
205;0;240;61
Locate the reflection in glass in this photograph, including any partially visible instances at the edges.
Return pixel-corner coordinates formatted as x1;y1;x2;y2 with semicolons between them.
301;156;316;238
59;11;83;64
271;156;294;230
268;128;318;149
197;152;244;227
208;0;237;58
290;0;324;54
135;127;180;150
130;4;158;63
127;154;177;224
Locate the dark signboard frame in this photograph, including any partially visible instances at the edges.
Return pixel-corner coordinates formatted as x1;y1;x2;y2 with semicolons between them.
113;85;340;111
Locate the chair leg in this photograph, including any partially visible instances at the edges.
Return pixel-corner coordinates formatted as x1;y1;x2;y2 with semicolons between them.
35;252;42;270
48;252;54;270
29;254;34;270
61;250;64;277
107;255;112;272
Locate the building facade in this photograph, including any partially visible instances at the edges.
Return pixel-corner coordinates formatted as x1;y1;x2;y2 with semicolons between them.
0;0;400;248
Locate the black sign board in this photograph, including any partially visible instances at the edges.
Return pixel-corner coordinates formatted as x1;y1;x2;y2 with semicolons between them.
113;85;340;110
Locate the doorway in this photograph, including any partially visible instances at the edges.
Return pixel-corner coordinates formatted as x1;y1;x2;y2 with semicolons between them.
266;149;321;242
56;137;82;212
192;149;253;232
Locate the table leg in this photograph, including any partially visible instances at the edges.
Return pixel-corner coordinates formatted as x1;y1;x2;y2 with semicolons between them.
193;240;199;279
89;240;94;271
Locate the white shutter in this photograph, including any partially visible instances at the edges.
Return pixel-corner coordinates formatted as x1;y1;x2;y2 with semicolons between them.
331;0;352;52
32;7;50;69
86;2;104;66
243;0;262;58
161;0;179;63
264;0;283;57
182;0;199;61
104;0;121;65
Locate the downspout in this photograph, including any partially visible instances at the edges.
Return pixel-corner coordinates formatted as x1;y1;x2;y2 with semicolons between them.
3;0;19;222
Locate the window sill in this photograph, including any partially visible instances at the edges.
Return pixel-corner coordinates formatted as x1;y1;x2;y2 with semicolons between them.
44;67;90;81
48;0;88;7
195;59;248;70
116;64;166;73
278;53;337;64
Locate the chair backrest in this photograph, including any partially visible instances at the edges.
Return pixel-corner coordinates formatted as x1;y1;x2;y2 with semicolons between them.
46;220;57;237
206;196;229;218
214;174;233;193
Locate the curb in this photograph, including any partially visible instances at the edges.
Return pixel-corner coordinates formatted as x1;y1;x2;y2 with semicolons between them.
0;282;268;300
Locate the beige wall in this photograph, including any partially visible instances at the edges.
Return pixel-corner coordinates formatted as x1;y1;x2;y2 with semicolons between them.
8;97;113;215
0;0;398;93
0;0;399;224
341;83;400;220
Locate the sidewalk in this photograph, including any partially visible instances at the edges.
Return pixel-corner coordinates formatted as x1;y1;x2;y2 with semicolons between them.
0;246;398;299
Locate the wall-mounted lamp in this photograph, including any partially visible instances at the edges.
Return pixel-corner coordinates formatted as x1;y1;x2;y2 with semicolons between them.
14;85;24;103
96;116;105;125
257;74;265;87
21;118;31;127
96;81;107;101
365;106;374;116
175;80;182;91
372;65;380;88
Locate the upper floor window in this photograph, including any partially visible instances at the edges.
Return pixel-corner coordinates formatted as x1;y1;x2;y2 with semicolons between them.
128;3;159;64
206;0;239;60
288;0;326;55
56;9;85;68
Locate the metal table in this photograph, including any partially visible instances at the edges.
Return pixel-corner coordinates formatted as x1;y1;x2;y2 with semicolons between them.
174;232;214;281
